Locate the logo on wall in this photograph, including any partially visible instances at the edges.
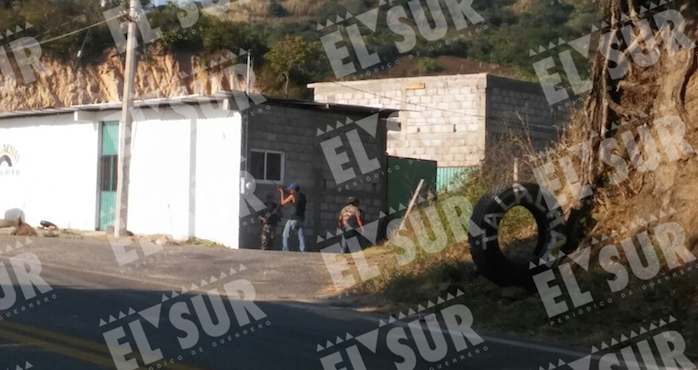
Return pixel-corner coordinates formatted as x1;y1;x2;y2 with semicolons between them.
0;144;19;176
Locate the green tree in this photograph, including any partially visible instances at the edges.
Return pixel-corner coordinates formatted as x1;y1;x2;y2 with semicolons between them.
264;36;323;97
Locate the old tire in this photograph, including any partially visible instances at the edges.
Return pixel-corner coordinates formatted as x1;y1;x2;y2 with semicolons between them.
468;183;568;289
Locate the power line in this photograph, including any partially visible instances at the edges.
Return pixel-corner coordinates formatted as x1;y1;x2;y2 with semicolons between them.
328;79;488;119
24;0;227;48
327;80;562;131
38;14;123;46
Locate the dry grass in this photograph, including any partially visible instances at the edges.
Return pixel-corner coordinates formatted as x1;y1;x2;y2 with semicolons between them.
281;0;326;17
348;241;475;308
222;0;335;20
344;136;542;311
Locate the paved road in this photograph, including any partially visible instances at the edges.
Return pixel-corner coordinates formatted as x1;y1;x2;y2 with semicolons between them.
0;236;587;370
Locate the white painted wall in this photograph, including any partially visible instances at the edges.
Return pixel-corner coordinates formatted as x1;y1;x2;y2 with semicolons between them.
100;106;243;248
192;115;242;248
0;105;243;248
127;116;192;240
0;113;99;230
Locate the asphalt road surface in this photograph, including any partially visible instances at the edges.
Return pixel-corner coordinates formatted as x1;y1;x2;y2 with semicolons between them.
0;236;589;370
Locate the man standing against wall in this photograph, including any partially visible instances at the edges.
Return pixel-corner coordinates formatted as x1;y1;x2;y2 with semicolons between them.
278;184;307;252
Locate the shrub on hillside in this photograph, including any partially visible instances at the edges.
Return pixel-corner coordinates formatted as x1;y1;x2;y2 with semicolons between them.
414;57;442;75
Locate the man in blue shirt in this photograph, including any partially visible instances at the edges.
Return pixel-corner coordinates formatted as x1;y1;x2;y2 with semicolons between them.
278;183;307;252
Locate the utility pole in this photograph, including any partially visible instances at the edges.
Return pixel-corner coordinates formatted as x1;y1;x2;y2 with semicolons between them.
114;0;139;238
245;52;251;94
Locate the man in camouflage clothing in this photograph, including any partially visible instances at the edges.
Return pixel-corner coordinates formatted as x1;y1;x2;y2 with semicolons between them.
259;201;280;250
338;197;364;253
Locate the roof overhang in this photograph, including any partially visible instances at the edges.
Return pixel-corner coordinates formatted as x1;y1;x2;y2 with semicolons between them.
0;93;399;121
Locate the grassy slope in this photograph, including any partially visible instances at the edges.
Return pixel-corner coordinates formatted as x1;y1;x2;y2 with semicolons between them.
343;198;698;353
342;123;698;352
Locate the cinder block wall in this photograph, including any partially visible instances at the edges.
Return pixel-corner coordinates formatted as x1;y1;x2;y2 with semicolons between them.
240;104;388;250
484;75;565;151
310;74;566;168
311;74;488;168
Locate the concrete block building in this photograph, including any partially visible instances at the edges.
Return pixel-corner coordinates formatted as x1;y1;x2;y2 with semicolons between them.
0;94;400;250
309;73;567;191
238;98;399;250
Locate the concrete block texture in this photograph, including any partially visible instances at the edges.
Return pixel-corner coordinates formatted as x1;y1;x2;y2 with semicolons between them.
240;104;390;251
310;74;566;168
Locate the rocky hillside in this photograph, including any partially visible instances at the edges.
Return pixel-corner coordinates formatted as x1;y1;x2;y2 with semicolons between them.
0;48;254;112
0;0;601;111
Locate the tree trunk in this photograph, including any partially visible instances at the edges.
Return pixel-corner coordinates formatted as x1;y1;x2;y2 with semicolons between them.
568;0;696;244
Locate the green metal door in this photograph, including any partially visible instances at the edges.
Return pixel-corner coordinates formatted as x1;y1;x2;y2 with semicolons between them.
99;122;119;231
386;156;437;212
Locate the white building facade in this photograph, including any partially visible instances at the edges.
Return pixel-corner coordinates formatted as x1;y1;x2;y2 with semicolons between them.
0;97;243;247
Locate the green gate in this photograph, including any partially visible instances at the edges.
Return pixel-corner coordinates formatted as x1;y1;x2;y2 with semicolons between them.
99;121;119;231
386;156;437;212
436;167;476;193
